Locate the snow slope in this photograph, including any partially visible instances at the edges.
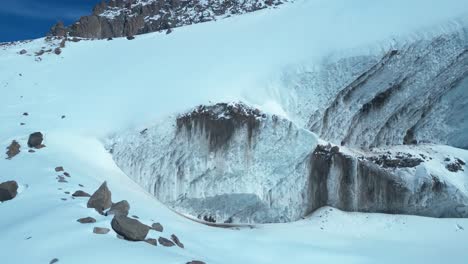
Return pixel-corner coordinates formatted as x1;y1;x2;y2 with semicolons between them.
1;0;468;263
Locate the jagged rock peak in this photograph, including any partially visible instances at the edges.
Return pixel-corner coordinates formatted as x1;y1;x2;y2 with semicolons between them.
48;0;288;39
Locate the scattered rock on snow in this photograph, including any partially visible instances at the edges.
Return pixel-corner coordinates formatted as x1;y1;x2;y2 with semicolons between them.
6;140;20;159
77;217;96;224
93;227;110;234
87;182;112;213
171;234;184;248
111;215;150;241
0;181;19;202
49;258;59;264
19;49;27;55
446;158;465;172
145;238;157;246
187;261;206;264
55;166;64;172
131;215;139;219
126;36;135;40
151;222;163;232
63;172;70;177
54;47;62;55
27;132;44;148
158;237;175;247
106;200;130;217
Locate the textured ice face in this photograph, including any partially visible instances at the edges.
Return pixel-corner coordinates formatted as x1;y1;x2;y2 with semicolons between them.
108;103;317;223
108;102;468;223
283;29;468;149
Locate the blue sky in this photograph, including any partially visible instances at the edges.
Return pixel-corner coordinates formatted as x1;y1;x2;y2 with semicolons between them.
0;0;98;42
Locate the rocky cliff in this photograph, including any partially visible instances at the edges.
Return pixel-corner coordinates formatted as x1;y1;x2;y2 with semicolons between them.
49;0;287;39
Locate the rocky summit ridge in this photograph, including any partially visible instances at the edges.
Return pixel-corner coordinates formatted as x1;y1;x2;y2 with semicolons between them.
49;0;287;39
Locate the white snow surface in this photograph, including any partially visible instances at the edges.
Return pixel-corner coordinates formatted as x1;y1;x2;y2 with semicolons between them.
1;0;468;263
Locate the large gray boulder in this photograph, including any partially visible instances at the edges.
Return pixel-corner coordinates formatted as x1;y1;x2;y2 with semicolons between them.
111;215;150;241
106;200;130;216
27;132;44;148
0;181;18;202
87;182;112;214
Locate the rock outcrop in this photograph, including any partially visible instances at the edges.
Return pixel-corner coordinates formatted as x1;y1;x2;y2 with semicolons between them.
49;0;287;39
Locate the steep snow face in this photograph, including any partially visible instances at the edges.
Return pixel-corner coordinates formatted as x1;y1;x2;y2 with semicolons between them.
108;103;468;223
108;103;317;223
277;28;468;149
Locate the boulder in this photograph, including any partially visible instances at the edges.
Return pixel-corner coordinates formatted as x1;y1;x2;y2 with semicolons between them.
187;261;206;264
0;181;19;202
77;217;96;224
145;238;157;246
158;237;175;247
93;227;110;234
6;140;20;159
27;132;44;148
72;190;91;197
106;200;130;216
19;49;27;55
49;258;59;264
87;182;112;213
151;222;163;232
111;215;150;241
55;166;64;172
171;234;184;248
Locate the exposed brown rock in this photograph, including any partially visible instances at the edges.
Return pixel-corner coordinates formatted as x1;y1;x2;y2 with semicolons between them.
151;222;163;232
87;182;112;213
145;238;157;246
93;227;110;234
158;236;175;247
6;140;20;159
77;217;96;224
171;234;184;248
27;132;44;148
111;215;150;241
106;200;130;216
0;180;18;202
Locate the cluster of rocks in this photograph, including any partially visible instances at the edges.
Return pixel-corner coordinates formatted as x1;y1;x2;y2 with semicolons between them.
76;180;200;261
5;132;46;160
445;158;466;172
49;0;287;39
364;152;424;168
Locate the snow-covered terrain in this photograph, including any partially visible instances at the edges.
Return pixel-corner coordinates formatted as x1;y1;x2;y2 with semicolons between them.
1;0;468;263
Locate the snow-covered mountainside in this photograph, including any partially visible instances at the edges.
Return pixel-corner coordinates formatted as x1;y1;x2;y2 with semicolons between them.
1;0;468;263
49;0;288;38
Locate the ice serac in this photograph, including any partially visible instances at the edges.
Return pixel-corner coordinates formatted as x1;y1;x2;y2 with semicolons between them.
108;102;316;223
284;28;468;149
307;145;468;218
108;103;468;223
50;0;287;39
